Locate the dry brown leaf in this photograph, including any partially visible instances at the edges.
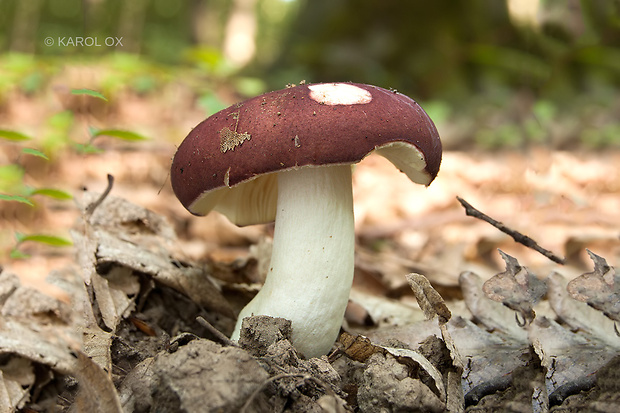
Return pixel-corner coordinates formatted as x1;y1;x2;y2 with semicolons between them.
71;224;115;372
0;272;78;375
405;273;451;325
72;191;234;374
382;346;446;402
80;196;233;318
567;250;620;322
0;371;11;413
90;270;133;332
357;351;445;412
530;316;619;405
84;191;177;245
547;271;617;346
338;332;446;402
81;326;114;375
445;316;530;404
73;351;123;413
459;271;528;340
0;358;35;411
482;250;546;325
338;332;380;363
445;371;465;413
0;318;77;374
117;357;157;412
1;284;69;321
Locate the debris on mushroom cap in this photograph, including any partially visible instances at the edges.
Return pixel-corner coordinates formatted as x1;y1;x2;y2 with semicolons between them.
170;82;442;219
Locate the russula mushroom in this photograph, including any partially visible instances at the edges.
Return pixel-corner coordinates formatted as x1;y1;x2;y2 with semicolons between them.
171;82;442;358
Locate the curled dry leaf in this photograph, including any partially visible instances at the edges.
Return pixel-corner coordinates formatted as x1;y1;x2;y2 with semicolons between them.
482;250;546;325
530;316;619;405
338;332;446;402
76;192;234;318
459;271;528;340
405;273;451;324
72;191;236;373
452;263;549;409
567;249;620;322
0;358;35;411
444;316;532;405
382;346;446;402
456;251;620;409
357;352;445;413
73;352;123;413
547;271;617;346
338;332;383;363
0;271;78;375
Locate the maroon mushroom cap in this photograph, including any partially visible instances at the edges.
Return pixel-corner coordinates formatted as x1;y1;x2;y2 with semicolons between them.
171;82;442;220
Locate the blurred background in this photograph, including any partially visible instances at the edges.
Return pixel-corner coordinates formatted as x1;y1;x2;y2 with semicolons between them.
1;0;619;295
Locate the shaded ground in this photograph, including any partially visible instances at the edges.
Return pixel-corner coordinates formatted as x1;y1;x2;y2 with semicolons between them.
1;146;620;411
1;72;620;411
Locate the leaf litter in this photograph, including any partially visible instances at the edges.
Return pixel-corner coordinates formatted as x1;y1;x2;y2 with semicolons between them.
1;192;619;411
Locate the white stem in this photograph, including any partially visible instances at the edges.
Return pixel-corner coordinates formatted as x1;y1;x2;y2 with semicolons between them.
231;165;355;358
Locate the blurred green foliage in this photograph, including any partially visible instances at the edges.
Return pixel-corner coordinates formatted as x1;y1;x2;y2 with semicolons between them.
0;0;619;149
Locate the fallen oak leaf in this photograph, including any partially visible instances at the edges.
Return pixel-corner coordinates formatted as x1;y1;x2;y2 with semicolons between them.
567;250;620;322
459;271;528;340
547;271;617;346
405;273;451;325
337;332;446;402
445;316;533;406
338;332;380;363
73;352;123;413
0;358;35;411
405;272;464;384
482;250;546;325
530;316;618;406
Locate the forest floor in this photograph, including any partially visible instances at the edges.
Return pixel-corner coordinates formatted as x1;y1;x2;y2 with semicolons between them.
2;145;620;412
1;74;620;411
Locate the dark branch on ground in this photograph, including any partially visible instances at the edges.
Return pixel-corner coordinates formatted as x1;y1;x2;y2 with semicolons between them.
196;316;238;347
456;196;566;265
85;174;115;218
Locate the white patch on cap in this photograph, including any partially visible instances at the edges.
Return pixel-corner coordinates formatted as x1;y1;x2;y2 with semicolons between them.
308;83;372;105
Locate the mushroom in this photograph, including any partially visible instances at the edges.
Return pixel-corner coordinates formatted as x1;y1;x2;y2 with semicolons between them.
171;82;442;358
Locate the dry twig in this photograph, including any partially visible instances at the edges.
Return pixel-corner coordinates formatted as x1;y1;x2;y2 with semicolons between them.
196;316;238;347
456;196;565;264
85;174;115;218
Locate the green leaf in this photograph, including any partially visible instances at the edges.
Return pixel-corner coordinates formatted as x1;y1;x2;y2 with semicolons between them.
29;188;73;200
0;129;32;141
0;194;33;206
71;88;108;101
22;148;49;159
93;129;148;141
15;233;73;247
0;165;26;193
73;143;104;154
42;110;75;155
9;248;30;259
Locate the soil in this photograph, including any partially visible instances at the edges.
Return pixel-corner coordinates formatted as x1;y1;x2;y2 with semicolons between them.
3;93;620;411
2;184;619;412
